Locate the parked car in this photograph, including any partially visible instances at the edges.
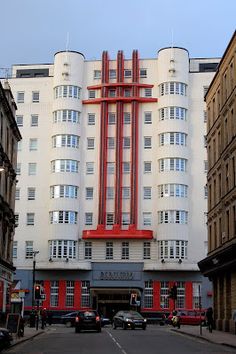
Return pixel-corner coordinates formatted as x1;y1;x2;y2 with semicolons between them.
0;327;13;351
100;315;111;327
168;309;206;326
61;312;78;327
112;310;147;330
75;310;101;333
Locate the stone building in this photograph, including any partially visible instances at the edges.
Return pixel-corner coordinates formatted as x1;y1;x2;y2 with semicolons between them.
199;31;236;333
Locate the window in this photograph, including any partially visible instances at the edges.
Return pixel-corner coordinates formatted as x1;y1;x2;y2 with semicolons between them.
51;159;78;173
88;113;95;125
31;115;38;126
28;163;37;175
122;187;130;199
108;137;115;149
159;240;188;259
122;212;130;226
144;112;152;124
144;88;152;97
109;69;116;79
53;110;80;123
29;138;38;151
123;137;130;149
159;82;187;96
106;242;113;259
192;282;201;309
86;187;93;200
144;137;152;149
176;281;185;308
81;281;90;307
108;89;116;97
17;92;24;103
204;185;208;199
17;141;22;151
158;184;188;198
15;188;20;200
66;281;74;307
107;162;115;174
158;210;188;224
143;187;151;200
140;69;147;78
106;213;114;226
123;162;130;174
54;85;81;99
87;138;95;150
160;281;169;309
50;211;77;224
107;187;114;199
32;91;39;102
143;242;151;259
121;242;129;260
143;212;152;226
124;69;132;77
203;86;209;96
52;134;79;148
204;160;208;173
124;112;131;124
50;185;78;199
85;242;92;260
124;89;131;97
28;188;36;200
13;241;17;258
16;115;23;127
25;241;33;258
15;214;19;226
159;158;187;172
85;212;93;226
50;281;59;307
159;107;187;121
16;163;21;175
108;113;116;125
144;280;153;308
27;213;35;225
86;162;94;174
204;110;207;123
144;161;152;173
159;132;187;146
49;240;76;259
94;70;101;79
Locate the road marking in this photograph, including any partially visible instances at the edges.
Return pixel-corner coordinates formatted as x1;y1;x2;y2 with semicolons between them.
106;330;128;354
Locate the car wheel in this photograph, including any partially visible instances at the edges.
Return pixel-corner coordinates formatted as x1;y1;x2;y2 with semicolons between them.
112;322;117;329
122;322;127;330
65;321;72;328
142;325;146;330
75;327;80;333
97;327;101;333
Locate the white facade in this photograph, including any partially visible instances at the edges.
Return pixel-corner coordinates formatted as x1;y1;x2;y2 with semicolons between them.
5;48;220;312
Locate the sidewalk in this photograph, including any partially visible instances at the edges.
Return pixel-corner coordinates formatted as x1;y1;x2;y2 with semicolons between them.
171;325;236;349
10;325;46;348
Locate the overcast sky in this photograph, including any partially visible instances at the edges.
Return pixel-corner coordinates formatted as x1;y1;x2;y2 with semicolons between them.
1;0;235;68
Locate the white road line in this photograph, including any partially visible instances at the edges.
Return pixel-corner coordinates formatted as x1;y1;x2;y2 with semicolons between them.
106;330;128;354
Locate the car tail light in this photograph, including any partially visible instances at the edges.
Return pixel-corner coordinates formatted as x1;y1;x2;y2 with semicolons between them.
96;316;100;322
75;316;79;322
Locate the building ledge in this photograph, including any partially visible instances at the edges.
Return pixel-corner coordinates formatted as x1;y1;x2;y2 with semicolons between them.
82;225;153;239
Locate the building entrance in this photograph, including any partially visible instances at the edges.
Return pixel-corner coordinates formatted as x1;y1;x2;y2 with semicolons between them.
91;288;140;319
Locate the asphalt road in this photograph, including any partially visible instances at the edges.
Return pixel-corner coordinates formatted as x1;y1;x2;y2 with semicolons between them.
7;325;236;354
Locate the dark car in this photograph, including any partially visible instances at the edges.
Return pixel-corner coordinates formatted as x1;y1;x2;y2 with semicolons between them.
112;310;147;330
0;327;13;351
100;315;111;327
61;312;78;327
75;310;101;333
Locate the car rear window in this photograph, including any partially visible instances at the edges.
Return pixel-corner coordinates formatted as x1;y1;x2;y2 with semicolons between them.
80;311;96;317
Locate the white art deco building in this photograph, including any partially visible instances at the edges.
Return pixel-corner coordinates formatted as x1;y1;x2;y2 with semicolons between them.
5;47;220;317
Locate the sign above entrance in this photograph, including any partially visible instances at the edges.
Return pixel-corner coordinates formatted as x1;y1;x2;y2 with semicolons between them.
99;271;134;281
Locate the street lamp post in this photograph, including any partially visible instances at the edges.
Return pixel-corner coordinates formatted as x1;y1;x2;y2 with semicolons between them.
32;251;39;309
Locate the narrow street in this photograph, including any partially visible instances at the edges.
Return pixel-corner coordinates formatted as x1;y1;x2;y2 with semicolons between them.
7;325;236;354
